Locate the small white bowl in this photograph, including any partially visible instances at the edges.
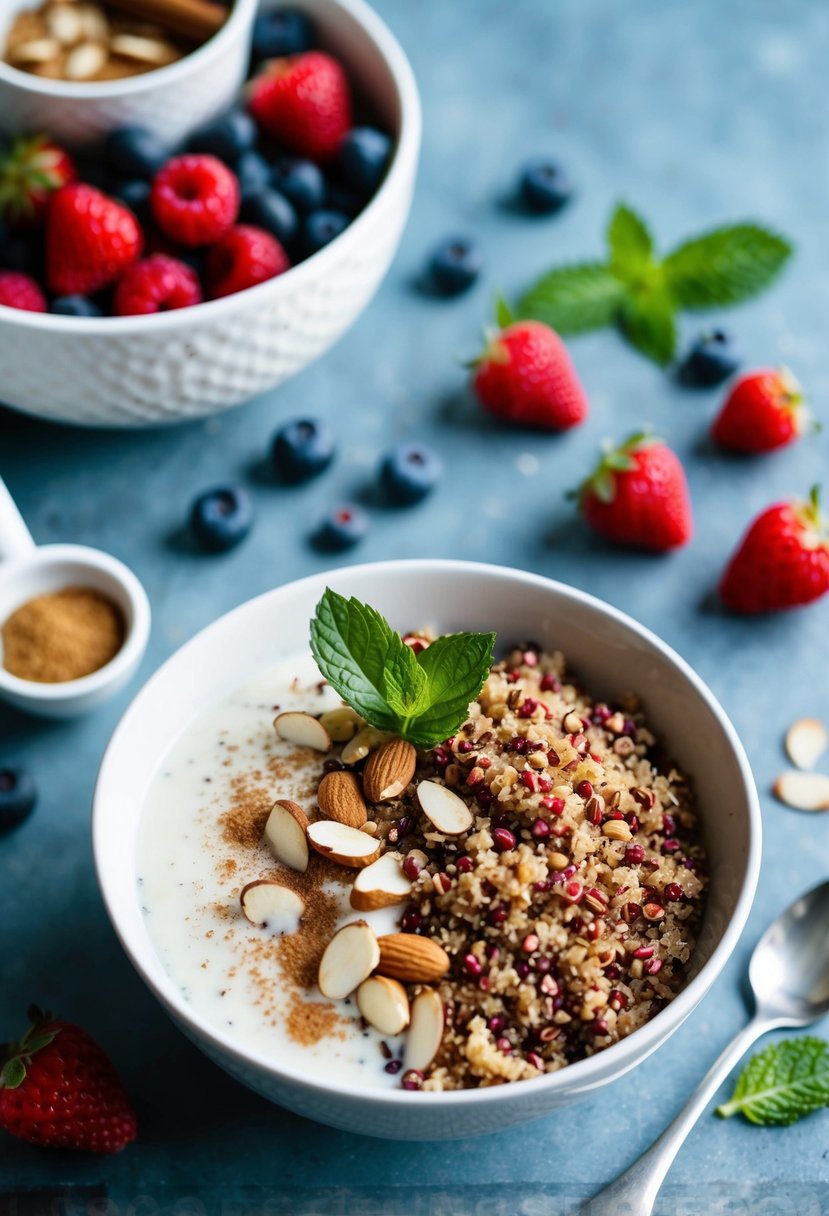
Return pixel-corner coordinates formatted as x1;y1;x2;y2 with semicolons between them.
93;560;762;1140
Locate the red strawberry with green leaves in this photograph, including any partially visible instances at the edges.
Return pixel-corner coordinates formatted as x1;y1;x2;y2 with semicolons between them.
0;1006;137;1154
0;136;75;229
719;486;829;613
712;367;809;453
577;432;693;551
247;51;352;161
46;183;143;296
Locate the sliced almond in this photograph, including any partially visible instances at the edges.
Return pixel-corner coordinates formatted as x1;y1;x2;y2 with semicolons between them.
110;33;177;64
319;706;364;742
318;919;380;1000
377;933;451;983
75;3;108;41
64;40;106;79
274;710;331;752
785;718;829;772
307;819;382;868
45;5;83;44
263;799;309;872
773;770;829;812
403;988;444;1072
416;780;473;836
240;880;304;933
363;738;417;803
10;38;60;63
317;769;367;828
356;975;410;1036
341;726;393;766
350;851;412;911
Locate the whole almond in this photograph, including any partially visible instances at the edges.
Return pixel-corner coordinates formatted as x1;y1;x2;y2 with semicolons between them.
317;770;367;828
376;933;451;983
363;738;417;803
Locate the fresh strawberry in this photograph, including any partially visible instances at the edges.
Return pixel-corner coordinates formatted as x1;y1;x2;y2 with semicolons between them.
719;487;829;613
471;319;589;430
577;432;694;551
0;136;75;229
0;1006;137;1154
712;366;807;453
46;183;142;297
0;271;46;312
150;154;240;248
247;51;352;161
205;224;289;299
114;254;202;315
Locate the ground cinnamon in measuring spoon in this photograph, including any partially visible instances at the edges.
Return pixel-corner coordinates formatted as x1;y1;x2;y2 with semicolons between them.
2;586;125;683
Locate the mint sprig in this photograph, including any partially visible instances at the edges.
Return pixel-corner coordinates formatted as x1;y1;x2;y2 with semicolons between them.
518;203;793;365
716;1038;829;1126
309;589;495;749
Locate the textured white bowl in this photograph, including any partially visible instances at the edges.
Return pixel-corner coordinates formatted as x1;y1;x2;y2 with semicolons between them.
0;0;420;427
93;560;762;1140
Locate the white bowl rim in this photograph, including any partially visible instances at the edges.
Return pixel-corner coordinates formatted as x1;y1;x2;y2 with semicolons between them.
93;558;762;1110
0;0;421;334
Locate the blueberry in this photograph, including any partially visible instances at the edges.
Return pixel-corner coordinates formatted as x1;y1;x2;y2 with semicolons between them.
380;442;443;506
339;127;392;196
314;504;368;551
427;236;482;296
113;179;152;226
241;189;298;245
252;8;313;60
303;209;349;254
188;110;257;164
51;295;102;317
235;151;272;201
679;331;741;388
190;485;255;553
0;766;37;833
105;126;169;180
270;158;326;213
272;418;336;483
519;159;573;214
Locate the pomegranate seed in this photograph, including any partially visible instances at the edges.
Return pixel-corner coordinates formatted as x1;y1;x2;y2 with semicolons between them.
645;958;663;975
476;787;494;808
385;1058;403;1074
522;933;540;953
485;943;500;960
547;749;560;766
493;827;517;853
457;855;474;873
462;953;482;977
576;780;593;800
388;815;412;844
593;704;611;724
608;989;627;1010
592;1018;610;1036
664;882;683;902
632;945;654;959
496;1036;513;1054
627;814;640;833
402;855;423;880
662;813;677;835
533;879;552;893
540;673;560;691
662;840;680;855
488;1015;506;1034
506;669;521;683
487;905;508;926
537;774;552;793
457;740;474;754
624;844;646;865
563;880;583;904
527;1051;544;1070
631;788;655;810
466;767;485;787
604;964;621;980
622;718;637;736
531;817;551;839
402;1069;424;1090
520;770;538;793
542;796;565;816
401;909;422;933
403;635;426;654
435;872;452;893
478;756;492;769
533;955;553;975
621;902;642;923
516;961;531;978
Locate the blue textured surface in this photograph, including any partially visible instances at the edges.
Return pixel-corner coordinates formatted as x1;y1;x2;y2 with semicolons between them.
2;0;829;1208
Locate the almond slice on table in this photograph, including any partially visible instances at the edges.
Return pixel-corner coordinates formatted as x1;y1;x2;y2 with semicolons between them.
773;770;829;812
785;718;829;772
377;933;451;983
307;819;382;868
403;988;444;1073
239;880;304;934
273;711;331;752
363;739;417;803
317;769;367;828
263;799;309;872
318;920;380;1000
416;780;473;836
350;851;412;911
356;975;410;1035
319;706;364;742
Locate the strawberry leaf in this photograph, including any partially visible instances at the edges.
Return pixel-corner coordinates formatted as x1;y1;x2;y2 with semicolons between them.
518;263;626;334
663;224;793;309
607;203;655;282
619;286;678;365
0;1057;25;1089
495;293;515;330
716;1038;829;1126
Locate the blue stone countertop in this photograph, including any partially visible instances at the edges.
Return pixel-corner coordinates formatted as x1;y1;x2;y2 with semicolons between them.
2;0;829;1210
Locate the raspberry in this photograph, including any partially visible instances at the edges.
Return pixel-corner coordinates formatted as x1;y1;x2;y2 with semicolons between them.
150;154;240;248
205;224;290;299
0;271;46;312
113;254;202;316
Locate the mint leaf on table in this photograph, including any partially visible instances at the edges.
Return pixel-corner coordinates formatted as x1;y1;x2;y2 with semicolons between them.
716;1038;829;1126
607;203;654;282
620;285;678;365
518;263;626;334
662;224;793;309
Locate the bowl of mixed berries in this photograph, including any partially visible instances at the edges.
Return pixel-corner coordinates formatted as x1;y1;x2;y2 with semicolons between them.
0;0;420;426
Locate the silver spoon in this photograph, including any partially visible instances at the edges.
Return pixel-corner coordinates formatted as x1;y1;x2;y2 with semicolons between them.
585;880;829;1216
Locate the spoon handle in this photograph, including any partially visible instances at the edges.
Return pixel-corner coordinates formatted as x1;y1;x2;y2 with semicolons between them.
583;1015;772;1216
0;477;36;564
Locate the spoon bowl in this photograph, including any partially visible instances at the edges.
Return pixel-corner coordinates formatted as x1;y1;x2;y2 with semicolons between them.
749;880;829;1026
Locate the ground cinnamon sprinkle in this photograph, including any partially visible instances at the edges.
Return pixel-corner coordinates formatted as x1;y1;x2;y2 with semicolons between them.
2;585;124;683
285;992;345;1047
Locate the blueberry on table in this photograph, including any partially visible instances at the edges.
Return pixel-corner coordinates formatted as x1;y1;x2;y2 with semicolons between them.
190;486;255;553
252;7;313;60
50;295;102;317
271;158;326;213
113;179;152;225
188;110;257;164
339;127;393;195
105;126;169;180
519;159;573;214
235;151;272;202
679;330;740;387
314;504;368;551
272;418;336;483
0;767;37;833
241;189;298;245
303;209;349;254
380;442;443;505
427;236;482;296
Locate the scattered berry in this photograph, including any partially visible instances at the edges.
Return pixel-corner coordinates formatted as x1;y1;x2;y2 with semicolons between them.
712;367;806;454
113;179;151;226
577;433;694;552
0;1006;137;1153
190;485;255;552
0;136;75;228
472;318;589;430
248;51;353;161
114;254;202;316
314;504;368;550
0;767;37;832
380;442;442;505
270;156;326;212
427;236;482;296
205;224;289;299
679;330;740;387
188;110;257;164
339;126;392;195
719;486;829;614
251;7;313;60
272;418;336;483
0;271;46;312
233;151;271;201
240;189;298;245
303;208;348;254
150;154;240;248
105;126;169;180
46;183;142;296
50;294;102;317
519;159;573;214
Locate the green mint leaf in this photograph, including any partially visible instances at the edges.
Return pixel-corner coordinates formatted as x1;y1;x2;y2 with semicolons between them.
619;285;677;365
405;632;496;748
716;1038;829;1126
663;223;793;309
518;263;626;334
382;645;427;720
607;203;655;282
495;293;515;330
309;589;401;732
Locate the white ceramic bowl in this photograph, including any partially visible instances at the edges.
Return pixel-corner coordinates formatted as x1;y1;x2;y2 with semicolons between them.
93;560;761;1140
0;0;420;427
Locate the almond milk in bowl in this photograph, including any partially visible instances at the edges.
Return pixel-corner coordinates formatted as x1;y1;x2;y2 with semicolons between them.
93;560;761;1140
